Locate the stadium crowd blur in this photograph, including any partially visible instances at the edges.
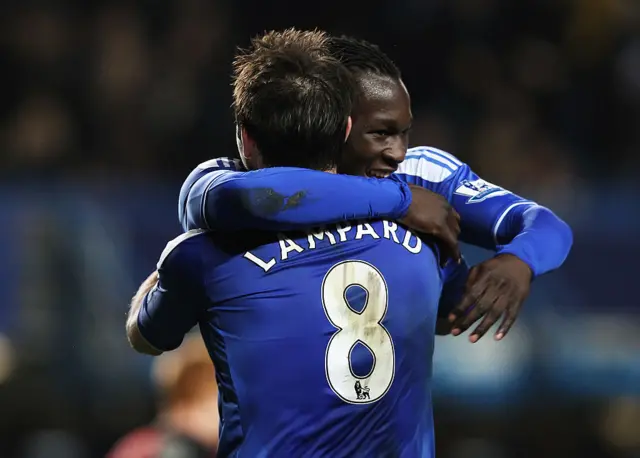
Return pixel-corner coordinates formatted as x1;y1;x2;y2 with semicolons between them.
1;0;638;457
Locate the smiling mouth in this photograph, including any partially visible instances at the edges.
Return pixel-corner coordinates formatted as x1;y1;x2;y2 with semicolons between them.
367;170;395;179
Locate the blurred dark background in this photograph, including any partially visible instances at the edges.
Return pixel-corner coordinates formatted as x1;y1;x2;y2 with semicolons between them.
0;0;639;457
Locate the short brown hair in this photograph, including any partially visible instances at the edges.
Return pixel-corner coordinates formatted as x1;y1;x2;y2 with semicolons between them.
233;29;353;171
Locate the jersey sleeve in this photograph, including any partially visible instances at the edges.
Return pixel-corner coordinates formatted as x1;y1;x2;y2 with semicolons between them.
437;258;469;319
178;157;244;231
136;230;208;352
395;146;572;276
395;146;535;248
179;161;412;232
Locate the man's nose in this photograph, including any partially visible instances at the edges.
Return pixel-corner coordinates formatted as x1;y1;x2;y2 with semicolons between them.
382;142;406;165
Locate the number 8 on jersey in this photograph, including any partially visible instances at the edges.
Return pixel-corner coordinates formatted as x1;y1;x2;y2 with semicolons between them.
322;260;395;404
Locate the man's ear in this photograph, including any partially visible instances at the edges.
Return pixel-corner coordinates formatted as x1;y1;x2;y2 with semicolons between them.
345;116;353;142
240;127;257;160
235;123;244;157
237;125;262;170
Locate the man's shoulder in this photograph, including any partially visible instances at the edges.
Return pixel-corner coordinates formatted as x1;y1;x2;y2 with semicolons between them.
157;230;211;270
179;157;246;229
181;157;245;193
158;230;271;272
194;157;244;172
396;146;466;183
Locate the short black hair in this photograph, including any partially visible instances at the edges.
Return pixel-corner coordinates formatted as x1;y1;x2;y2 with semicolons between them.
233;29;353;171
328;36;401;80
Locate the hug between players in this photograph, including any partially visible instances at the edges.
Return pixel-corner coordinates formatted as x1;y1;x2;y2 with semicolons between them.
2;2;638;458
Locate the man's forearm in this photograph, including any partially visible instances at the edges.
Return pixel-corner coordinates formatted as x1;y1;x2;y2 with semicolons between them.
182;168;412;232
126;271;163;355
497;205;573;277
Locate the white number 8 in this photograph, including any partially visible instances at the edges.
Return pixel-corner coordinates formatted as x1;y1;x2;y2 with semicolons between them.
322;260;395;404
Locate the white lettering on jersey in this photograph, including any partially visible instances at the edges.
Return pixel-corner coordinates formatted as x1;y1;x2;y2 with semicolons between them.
355;222;380;240
243;222;423;271
307;228;337;248
323;260;394;404
454;179;510;203
402;230;422;253
243;252;276;272
278;235;304;260
382;221;400;243
336;223;352;242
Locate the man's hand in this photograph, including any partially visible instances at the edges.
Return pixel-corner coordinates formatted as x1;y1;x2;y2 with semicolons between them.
126;271;163;355
398;185;461;267
448;254;532;342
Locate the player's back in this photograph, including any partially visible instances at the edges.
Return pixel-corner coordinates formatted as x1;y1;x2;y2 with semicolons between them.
169;221;443;457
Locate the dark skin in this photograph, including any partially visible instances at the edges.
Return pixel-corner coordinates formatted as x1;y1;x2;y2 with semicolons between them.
338;74;462;265
338;74;412;179
341;72;533;342
448;254;532;342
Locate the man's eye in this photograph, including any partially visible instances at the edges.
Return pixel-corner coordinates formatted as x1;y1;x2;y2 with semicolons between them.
371;130;391;137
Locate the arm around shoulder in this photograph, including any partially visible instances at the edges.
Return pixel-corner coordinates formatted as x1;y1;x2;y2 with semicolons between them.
126;271;164;356
182;167;413;232
126;230;209;355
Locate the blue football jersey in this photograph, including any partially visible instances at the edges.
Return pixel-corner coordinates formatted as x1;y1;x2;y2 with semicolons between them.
138;222;444;457
178;148;536;251
177;147;571;278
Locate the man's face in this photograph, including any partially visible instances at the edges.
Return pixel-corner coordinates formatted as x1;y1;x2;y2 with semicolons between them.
339;73;412;178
